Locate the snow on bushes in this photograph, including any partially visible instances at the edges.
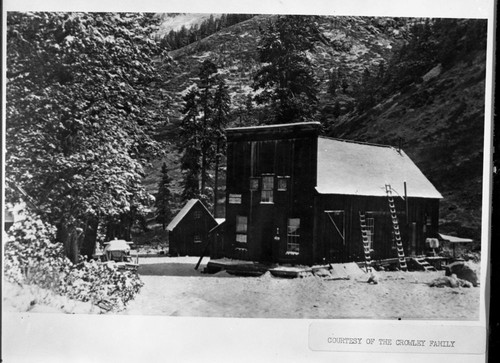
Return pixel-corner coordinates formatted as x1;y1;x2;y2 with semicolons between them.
4;212;143;312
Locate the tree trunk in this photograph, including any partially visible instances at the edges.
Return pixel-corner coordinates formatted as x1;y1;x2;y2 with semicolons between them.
56;219;79;264
201;151;207;195
80;218;99;260
119;212;132;240
105;220;119;241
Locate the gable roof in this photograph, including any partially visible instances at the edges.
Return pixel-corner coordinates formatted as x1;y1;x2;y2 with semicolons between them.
226;122;320;142
316;137;442;199
166;199;215;231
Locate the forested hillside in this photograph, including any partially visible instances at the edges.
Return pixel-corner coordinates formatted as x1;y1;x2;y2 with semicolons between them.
5;13;487;253
328;19;486;241
4;11;488;318
148;14;486;242
147;14;416;216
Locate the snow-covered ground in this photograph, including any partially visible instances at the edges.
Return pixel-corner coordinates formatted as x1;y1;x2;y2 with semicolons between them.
3;282;98;314
122;256;480;320
2;256;480;319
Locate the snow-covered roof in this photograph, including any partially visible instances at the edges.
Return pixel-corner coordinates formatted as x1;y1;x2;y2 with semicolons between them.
4;202;26;224
226;121;320;132
5;210;15;223
215;218;226;225
104;239;132;251
167;199;214;231
439;233;473;243
316;137;442;198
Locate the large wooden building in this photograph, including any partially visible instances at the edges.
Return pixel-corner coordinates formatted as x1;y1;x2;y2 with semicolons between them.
167;199;218;256
219;122;442;266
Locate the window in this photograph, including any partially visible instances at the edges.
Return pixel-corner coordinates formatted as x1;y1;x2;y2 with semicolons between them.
423;214;431;233
194;210;202;219
249;177;259;191
366;217;375;250
277;176;289;191
286;218;300;254
236;216;248;243
194;234;202;243
261;175;274;203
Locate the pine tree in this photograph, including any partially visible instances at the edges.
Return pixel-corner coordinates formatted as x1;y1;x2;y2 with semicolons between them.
332;100;341;118
337;66;349;93
179;61;231;208
180;88;203;200
328;68;338;96
212;79;231;215
6;12;165;262
198;60;219;198
155;163;173;230
253;15;321;124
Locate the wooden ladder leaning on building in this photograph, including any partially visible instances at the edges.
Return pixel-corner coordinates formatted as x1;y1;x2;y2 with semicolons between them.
385;184;408;271
359;212;373;273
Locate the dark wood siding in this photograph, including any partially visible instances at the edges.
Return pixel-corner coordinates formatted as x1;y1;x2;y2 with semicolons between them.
224;125;318;265
313;194;440;264
169;202;217;256
221;123;441;266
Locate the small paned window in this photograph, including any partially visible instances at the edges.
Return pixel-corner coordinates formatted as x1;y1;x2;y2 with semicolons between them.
194;210;202;219
277;176;289;191
250;177;259;191
194;234;202;243
236;216;248;243
286;218;300;254
261;175;274;203
423;214;432;233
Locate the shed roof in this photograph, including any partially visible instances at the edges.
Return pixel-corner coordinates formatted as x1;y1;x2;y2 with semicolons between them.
226;121;320;142
316;137;442;198
439;233;473;243
166;199;214;231
104;239;132;251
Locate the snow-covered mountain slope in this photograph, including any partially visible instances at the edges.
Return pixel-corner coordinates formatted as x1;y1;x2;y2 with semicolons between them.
155;13;223;37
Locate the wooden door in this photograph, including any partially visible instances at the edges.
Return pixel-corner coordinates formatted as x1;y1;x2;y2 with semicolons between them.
325;210;346;263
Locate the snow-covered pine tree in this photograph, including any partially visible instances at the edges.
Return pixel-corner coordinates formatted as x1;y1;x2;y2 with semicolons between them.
179;60;231;209
212;79;231;215
253;15;322;124
6;12;165;262
180;88;203;200
155;162;173;230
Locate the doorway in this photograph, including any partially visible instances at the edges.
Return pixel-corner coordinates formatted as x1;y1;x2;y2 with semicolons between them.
325;210;345;263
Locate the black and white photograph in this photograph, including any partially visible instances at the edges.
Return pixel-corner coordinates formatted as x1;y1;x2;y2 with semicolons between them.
2;0;494;362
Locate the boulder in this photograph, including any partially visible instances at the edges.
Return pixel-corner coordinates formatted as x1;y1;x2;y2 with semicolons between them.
445;262;479;287
429;273;472;288
367;271;379;284
429;274;459;288
314;268;331;278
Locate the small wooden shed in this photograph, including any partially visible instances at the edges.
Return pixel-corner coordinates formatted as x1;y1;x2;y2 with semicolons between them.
167;199;217;256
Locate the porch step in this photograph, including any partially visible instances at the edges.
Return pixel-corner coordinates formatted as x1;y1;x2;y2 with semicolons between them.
204;259;270;275
409;257;437;271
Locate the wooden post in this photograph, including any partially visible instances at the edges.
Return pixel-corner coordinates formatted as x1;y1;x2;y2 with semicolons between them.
404;182;408;224
195;238;212;270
